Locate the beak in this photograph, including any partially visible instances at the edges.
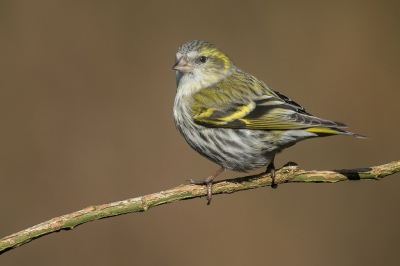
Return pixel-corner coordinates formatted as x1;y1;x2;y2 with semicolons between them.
172;57;193;73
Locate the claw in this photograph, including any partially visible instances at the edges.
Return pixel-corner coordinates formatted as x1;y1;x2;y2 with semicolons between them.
206;183;212;205
266;155;278;189
269;169;278;189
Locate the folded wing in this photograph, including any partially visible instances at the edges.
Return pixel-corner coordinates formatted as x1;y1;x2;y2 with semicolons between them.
191;85;348;130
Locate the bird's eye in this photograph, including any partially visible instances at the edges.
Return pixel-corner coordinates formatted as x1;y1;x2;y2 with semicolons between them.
199;56;207;63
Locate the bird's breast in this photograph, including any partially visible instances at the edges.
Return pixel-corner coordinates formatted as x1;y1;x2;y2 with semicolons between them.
173;91;197;133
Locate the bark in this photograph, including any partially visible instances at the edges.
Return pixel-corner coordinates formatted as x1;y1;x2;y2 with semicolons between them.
1;160;399;255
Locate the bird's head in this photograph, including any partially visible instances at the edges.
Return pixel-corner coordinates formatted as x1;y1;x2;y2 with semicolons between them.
173;40;234;87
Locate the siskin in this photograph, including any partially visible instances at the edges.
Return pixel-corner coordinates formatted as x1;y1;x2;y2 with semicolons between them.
172;40;366;205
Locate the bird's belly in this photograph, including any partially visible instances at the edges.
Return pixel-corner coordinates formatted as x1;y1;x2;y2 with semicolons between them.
181;127;278;172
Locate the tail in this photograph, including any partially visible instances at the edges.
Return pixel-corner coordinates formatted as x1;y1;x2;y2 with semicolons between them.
305;127;368;139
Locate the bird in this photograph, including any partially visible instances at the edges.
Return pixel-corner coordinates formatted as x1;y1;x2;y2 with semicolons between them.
172;40;366;205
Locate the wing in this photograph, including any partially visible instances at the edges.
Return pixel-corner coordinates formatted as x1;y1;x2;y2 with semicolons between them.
272;89;312;116
191;72;347;130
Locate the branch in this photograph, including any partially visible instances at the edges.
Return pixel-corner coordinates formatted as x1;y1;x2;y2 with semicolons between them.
1;160;399;254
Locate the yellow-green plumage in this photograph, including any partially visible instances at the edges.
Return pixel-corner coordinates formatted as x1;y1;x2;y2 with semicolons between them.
173;40;365;204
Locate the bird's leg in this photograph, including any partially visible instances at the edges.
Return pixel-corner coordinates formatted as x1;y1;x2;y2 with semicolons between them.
266;155;278;189
187;167;225;205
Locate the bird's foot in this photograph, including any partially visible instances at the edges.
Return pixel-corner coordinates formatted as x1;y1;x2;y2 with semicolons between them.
187;168;224;205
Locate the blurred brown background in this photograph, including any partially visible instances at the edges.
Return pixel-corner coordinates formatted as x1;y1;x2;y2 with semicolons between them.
1;1;399;265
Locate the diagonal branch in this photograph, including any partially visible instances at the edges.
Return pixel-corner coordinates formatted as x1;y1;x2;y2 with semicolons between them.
1;160;399;255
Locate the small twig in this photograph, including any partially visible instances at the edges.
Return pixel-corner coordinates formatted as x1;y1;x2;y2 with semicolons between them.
1;160;399;255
